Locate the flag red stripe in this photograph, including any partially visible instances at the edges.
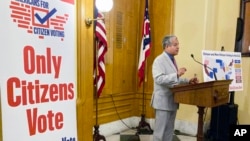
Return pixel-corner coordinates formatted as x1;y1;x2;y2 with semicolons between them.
94;12;108;97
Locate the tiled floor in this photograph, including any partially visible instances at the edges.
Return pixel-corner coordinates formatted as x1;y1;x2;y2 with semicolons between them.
106;129;197;141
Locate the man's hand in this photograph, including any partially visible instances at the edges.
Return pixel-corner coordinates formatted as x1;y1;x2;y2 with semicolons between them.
177;67;187;77
189;77;199;84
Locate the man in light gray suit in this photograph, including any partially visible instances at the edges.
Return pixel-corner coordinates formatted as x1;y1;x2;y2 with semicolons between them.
151;35;198;141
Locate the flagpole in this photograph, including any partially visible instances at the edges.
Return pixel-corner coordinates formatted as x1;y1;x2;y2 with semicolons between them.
142;60;146;115
93;40;106;141
136;60;153;135
136;0;153;135
92;1;111;140
93;39;106;141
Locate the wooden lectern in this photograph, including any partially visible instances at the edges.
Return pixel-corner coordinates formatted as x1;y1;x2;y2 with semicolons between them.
170;80;232;141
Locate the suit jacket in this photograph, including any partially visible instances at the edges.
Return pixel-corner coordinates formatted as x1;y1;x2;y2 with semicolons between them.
151;52;189;111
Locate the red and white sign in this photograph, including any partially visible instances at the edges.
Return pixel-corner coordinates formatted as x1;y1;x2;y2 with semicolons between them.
0;0;77;140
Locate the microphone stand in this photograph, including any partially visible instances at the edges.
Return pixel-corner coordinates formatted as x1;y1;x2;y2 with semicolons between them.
205;64;217;81
191;54;217;81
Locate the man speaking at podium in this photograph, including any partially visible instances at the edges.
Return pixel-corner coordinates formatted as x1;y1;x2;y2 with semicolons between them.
151;35;198;141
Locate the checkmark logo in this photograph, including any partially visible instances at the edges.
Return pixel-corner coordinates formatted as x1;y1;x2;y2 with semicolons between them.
35;8;57;24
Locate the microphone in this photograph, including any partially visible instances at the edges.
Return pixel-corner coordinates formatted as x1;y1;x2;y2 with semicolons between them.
190;54;217;80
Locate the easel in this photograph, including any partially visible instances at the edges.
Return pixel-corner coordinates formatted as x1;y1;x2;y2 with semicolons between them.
207;46;239;141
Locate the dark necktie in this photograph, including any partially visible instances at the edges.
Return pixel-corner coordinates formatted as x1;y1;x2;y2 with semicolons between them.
172;57;178;70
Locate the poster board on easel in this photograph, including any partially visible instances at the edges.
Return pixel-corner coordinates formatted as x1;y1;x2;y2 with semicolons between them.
202;50;243;92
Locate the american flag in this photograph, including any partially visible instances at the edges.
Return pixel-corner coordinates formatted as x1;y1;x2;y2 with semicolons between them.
95;12;107;98
138;0;151;87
